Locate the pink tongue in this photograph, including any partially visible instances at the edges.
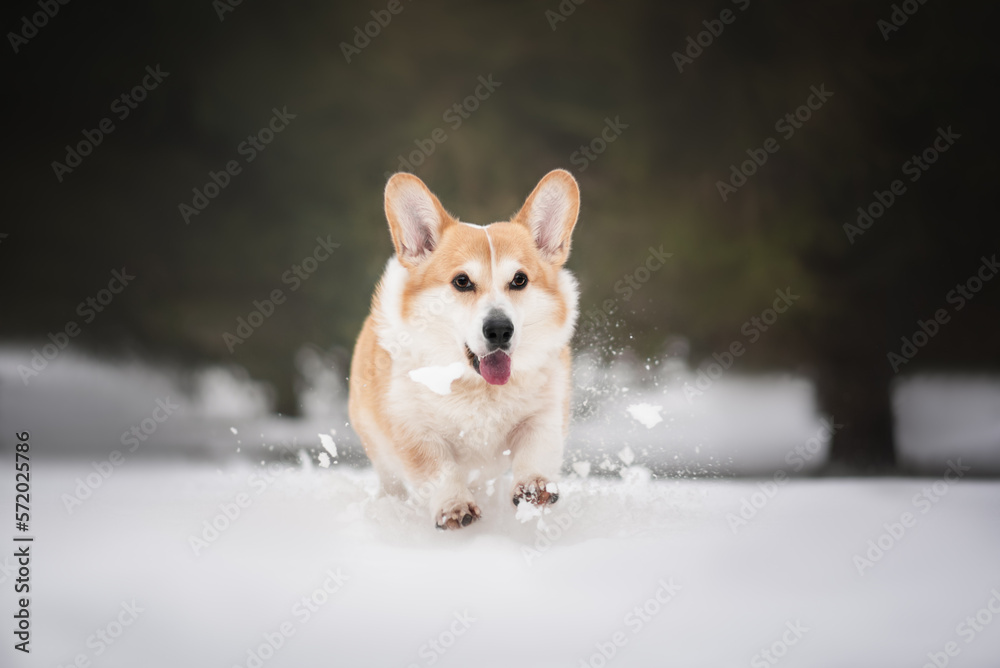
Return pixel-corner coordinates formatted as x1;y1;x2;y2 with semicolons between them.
480;351;511;385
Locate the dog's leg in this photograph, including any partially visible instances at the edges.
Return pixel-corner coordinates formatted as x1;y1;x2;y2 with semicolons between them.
427;462;483;530
397;435;481;530
508;414;564;507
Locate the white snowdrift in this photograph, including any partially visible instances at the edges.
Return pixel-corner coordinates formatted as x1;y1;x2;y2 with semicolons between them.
6;461;999;667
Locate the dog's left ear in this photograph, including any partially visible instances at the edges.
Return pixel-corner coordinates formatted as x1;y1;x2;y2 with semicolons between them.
512;169;580;266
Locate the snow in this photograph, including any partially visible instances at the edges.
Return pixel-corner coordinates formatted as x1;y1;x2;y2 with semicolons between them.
577;373;832;475
626;403;663;429
408;362;467;395
514;497;546;523
318;432;338;459
3;347;1000;664
894;375;1000;472
5;461;999;667
4;346;999;475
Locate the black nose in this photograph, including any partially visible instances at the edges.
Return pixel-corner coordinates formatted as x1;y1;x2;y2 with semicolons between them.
483;314;514;349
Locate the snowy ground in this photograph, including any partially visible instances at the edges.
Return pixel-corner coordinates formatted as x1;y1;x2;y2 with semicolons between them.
3;347;1000;666
3;460;999;668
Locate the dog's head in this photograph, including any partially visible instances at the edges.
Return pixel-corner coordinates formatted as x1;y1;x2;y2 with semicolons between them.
377;169;580;385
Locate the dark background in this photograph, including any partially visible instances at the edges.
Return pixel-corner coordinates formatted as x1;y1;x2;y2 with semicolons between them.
2;0;997;471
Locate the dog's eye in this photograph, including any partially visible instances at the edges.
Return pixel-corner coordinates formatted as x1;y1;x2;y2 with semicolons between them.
452;274;475;291
510;272;528;290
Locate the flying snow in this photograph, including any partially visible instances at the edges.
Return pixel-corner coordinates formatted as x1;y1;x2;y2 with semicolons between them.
408;362;466;395
318;432;338;458
618;446;635;466
627;402;664;429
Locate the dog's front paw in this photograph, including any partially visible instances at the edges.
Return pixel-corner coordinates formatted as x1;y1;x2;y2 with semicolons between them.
512;478;559;507
435;499;482;530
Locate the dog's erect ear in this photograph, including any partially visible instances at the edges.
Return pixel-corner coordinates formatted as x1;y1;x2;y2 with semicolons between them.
512;169;580;266
385;173;455;268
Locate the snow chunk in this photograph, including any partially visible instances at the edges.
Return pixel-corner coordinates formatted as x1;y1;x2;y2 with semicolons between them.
515;500;545;523
317;452;331;468
618;446;635;466
318;432;337;458
621;465;651;486
572;461;591;478
408;362;466;395
627;403;663;429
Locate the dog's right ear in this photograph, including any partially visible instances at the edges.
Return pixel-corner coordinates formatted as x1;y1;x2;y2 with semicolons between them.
384;173;455;268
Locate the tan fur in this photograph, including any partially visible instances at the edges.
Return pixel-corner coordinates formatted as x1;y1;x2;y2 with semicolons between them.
348;169;581;528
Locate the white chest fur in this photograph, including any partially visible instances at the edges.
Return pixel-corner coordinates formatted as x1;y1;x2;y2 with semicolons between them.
384;356;566;474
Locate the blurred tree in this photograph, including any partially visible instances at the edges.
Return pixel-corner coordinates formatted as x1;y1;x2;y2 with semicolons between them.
1;0;997;468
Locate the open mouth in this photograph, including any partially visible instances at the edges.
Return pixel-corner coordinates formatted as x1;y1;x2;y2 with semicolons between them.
465;346;512;385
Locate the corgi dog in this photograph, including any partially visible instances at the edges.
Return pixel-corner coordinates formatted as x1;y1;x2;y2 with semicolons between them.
348;169;581;529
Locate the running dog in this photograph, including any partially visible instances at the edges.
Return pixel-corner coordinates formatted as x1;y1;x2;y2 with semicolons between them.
349;169;580;529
